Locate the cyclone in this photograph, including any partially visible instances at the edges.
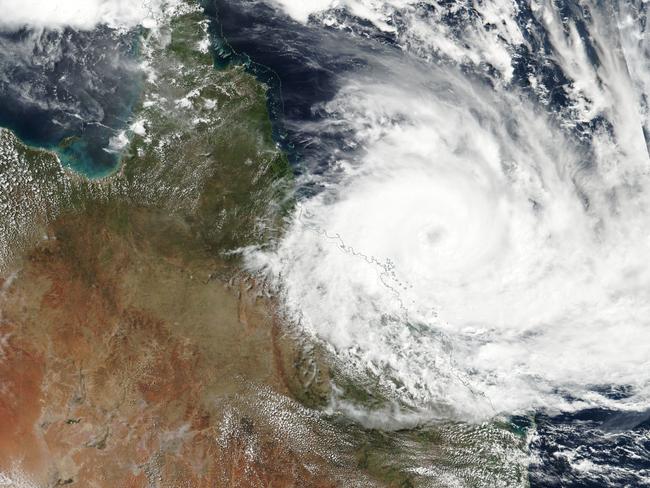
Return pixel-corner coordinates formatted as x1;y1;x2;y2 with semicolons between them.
244;0;650;423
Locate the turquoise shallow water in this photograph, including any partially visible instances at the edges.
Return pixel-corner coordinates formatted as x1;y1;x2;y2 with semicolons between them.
16;127;127;179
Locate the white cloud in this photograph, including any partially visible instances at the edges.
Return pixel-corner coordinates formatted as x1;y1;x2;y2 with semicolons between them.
0;0;169;30
246;1;650;421
270;0;337;23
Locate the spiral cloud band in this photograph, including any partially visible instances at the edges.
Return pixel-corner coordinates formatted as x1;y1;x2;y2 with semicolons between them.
246;0;650;420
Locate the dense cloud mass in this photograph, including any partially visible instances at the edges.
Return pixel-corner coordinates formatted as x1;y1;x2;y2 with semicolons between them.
245;0;650;421
0;0;167;29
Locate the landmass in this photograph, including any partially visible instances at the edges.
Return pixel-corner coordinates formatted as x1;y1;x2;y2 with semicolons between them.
0;3;529;487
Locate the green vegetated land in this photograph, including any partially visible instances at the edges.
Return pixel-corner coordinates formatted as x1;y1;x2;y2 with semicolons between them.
0;4;291;270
